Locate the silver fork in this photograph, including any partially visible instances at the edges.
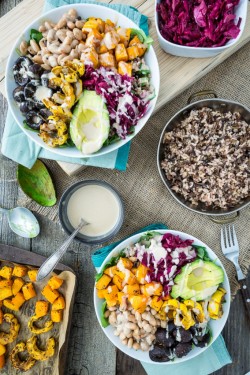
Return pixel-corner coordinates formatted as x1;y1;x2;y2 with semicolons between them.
220;225;245;280
221;225;250;320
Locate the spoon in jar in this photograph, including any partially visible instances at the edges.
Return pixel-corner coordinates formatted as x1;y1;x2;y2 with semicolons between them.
0;206;40;238
37;218;89;281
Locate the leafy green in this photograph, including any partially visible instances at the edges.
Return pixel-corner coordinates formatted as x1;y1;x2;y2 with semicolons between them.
58;138;75;148
193;245;211;261
130;28;153;47
100;301;109;328
15;48;22;56
139;231;161;247
30;29;43;43
23;120;39;133
103;134;120;147
95;251;126;282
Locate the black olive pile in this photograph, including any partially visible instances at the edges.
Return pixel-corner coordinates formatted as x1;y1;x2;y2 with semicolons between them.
12;56;53;130
149;323;211;362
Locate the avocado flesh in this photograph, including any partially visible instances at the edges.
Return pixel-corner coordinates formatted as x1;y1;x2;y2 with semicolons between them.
171;259;224;301
70;90;110;154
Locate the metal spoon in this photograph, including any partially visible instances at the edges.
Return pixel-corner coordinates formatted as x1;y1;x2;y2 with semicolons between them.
37;218;89;281
0;206;40;238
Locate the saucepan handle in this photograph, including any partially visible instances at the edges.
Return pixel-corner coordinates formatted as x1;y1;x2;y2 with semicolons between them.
187;90;218;104
209;211;240;224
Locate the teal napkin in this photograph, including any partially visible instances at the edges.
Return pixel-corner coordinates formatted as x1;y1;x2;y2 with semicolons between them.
92;223;232;375
1;0;149;171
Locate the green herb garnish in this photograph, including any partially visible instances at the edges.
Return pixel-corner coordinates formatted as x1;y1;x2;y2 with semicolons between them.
130;28;153;47
193;245;211;261
100;301;109;328
30;29;43;43
23;120;39;133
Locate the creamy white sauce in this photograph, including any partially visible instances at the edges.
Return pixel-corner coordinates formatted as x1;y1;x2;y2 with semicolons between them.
35;86;52;102
67;185;120;237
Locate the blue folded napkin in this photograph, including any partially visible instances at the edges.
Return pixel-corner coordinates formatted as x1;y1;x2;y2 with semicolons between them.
92;223;232;375
1;0;149;171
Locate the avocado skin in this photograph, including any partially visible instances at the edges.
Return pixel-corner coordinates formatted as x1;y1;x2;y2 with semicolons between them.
171;259;224;301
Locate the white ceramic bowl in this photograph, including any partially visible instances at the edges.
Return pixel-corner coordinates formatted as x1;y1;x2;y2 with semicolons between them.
94;229;230;364
6;4;159;158
155;0;248;58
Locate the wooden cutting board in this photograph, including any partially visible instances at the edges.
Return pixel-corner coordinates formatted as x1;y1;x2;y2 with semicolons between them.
0;0;250;175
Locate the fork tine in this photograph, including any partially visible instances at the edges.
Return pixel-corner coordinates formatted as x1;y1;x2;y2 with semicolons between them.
232;224;239;248
224;225;230;247
220;227;226;251
228;225;234;247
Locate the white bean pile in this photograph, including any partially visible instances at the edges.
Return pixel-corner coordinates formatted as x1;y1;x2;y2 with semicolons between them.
106;305;167;351
19;8;86;69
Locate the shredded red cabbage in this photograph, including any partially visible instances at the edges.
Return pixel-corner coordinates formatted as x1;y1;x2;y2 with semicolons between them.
82;65;150;139
157;0;242;47
138;234;197;296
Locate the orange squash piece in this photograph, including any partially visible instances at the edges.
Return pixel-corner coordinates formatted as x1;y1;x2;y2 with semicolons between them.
95;274;111;290
48;276;64;290
104;266;117;278
140;282;163;297
136;264;148;284
27;269;38;282
0;287;13;301
117;258;133;270
0;309;3;324
129;35;141;46
12;265;27;277
0;280;13;288
123;284;140;295
0;344;6;356
115;43;128;62
0;266;13;280
0;354;5;369
99;52;115;68
52;295;66;311
150;296;164;312
113;274;123;290
22;283;36;300
97;289;106;299
35;301;49;318
128;295;148;313
51;309;63;323
118;61;132;77
12;278;25;296
42;285;60;304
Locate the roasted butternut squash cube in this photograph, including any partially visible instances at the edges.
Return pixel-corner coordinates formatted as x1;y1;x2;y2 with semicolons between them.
22;283;36;300
103;30;120;49
0;344;6;356
117;27;131;47
128;295;148;313
127;45;140;60
135;264;148;284
117;292;126;305
3;299;19;311
97;289;106;299
114;270;125;280
12;265;27;277
48;276;64;290
129;35;141;46
104;266;117;278
52;295;66;311
0;354;5;369
27;269;38;282
106;299;117;308
12;278;25;296
0;266;13;280
117;258;133;271
103;285;118;302
0;280;13;289
96;274;111;290
85;29;103;48
0;287;13;301
81;48;99;69
115;44;128;62
99;52;115;68
35;301;49;318
113;275;123;290
150;296;164;312
42;285;59;304
98;40;108;54
140;282;163;297
123;283;140;295
118;61;132;77
0;309;3;324
12;292;26;309
83;18;104;33
105;19;115;27
51;309;63;323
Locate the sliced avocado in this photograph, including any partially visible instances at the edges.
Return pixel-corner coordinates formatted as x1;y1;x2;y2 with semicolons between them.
171;259;224;301
70;90;110;154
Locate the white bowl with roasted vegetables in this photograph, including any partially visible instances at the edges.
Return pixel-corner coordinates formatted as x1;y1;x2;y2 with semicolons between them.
94;229;230;364
6;4;159;158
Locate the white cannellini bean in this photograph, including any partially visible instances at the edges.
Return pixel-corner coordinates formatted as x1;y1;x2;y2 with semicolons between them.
73;28;83;41
39;25;47;32
104;310;110;318
135;311;141;322
125;322;137;330
151;308;157;316
143;323;152;333
123;327;131;336
41;63;51;70
145;334;154;346
57;53;67;65
128;314;136;323
48;55;58;67
119;332;126;341
67;8;77;20
47;42;60;54
121;338;128;346
56;29;67;42
19;41;28;55
140;341;149;351
70;49;79;59
71;39;79;48
114;329;120;337
127;338;133;349
30;39;40;53
149;317;157;326
47;29;57;42
76;20;84;29
67;20;75;29
44;21;53;30
66;30;74;38
160;320;167;328
32;55;43;64
59;44;72;54
56;17;67;29
63;36;73;46
133;342;140;350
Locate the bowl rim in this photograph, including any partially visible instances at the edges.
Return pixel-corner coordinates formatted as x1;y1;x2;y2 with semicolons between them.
5;3;160;158
154;0;248;51
93;228;231;365
157;97;250;216
58;179;124;244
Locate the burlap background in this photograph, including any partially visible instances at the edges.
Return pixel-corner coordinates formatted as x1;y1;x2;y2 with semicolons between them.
18;43;250;297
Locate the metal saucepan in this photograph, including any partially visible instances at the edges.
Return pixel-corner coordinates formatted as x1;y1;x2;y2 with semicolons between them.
157;90;250;224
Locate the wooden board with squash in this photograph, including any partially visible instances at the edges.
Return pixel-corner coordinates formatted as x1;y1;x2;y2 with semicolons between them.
0;244;76;375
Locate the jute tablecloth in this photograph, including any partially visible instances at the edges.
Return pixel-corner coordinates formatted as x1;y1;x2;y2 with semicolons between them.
18;42;250;297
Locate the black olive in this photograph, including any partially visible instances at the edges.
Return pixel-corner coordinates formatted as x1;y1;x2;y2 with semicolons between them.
25;110;44;130
172;327;192;343
155;328;174;348
193;332;210;348
24;80;40;99
28;63;44;78
39;108;52;119
167;321;176;333
20;99;36;114
174;342;192;358
13;86;25;103
13;56;32;86
149;346;170;362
